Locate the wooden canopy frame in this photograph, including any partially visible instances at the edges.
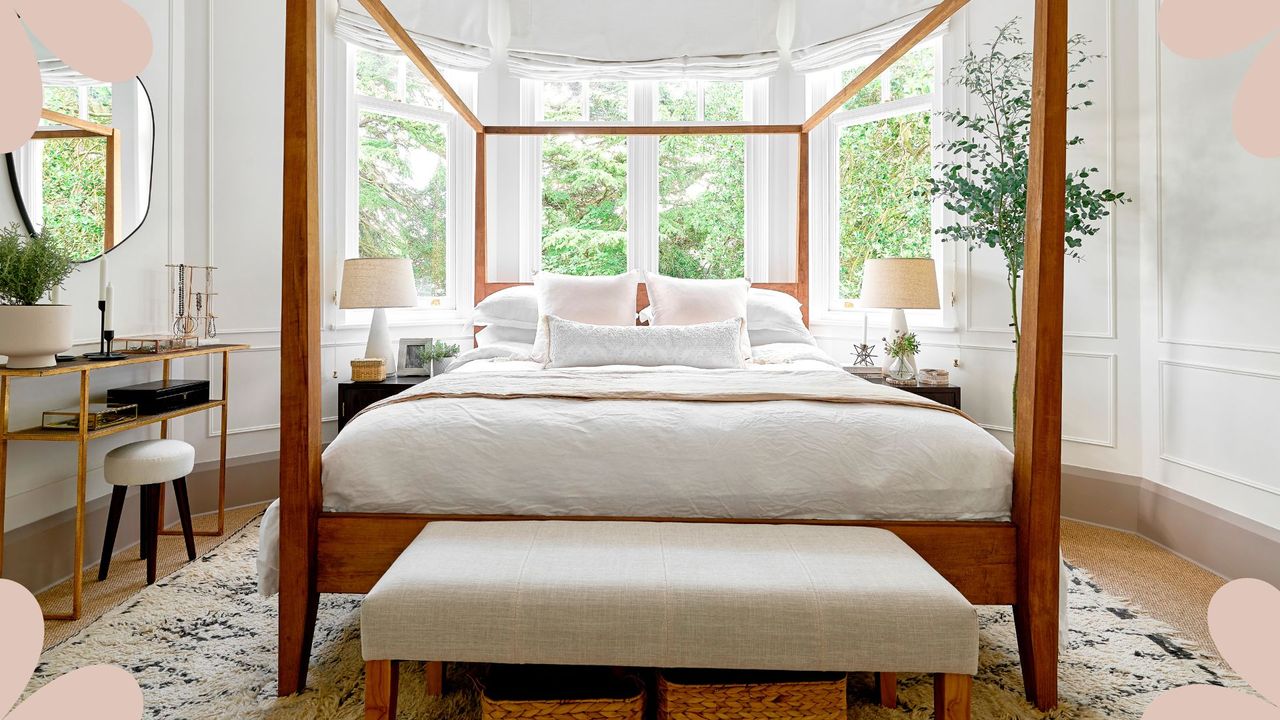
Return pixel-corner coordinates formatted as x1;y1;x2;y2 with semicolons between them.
21;109;124;251
279;0;1067;710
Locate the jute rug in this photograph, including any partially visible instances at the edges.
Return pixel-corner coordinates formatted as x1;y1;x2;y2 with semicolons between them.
30;517;1244;719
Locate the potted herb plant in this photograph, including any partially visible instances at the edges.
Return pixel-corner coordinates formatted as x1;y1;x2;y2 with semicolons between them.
415;340;461;377
0;224;76;369
884;332;922;385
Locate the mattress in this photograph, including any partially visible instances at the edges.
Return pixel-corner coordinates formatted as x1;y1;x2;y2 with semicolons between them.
257;343;1014;595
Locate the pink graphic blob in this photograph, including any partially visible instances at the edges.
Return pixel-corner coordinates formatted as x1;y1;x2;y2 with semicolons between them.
1158;0;1280;158
0;0;153;153
1142;578;1280;720
0;579;144;720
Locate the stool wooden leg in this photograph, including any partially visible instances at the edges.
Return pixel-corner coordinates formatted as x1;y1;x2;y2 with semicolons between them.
172;477;197;561
425;661;444;698
934;674;971;720
139;490;148;560
876;672;897;708
142;485;159;585
365;660;398;720
97;486;128;581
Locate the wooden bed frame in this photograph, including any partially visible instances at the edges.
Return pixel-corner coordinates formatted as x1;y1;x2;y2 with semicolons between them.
278;0;1067;710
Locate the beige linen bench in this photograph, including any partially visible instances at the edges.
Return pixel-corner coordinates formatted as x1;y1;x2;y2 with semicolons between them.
361;521;978;720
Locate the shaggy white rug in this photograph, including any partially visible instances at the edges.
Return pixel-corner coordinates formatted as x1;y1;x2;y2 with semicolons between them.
30;516;1242;719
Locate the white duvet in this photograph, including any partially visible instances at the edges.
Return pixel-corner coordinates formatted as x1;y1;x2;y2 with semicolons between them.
257;343;1015;595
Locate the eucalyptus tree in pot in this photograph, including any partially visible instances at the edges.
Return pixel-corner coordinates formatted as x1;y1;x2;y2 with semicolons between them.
0;223;77;368
927;20;1128;420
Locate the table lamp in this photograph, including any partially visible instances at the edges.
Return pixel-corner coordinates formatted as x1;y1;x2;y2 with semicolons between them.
339;258;418;375
859;258;940;372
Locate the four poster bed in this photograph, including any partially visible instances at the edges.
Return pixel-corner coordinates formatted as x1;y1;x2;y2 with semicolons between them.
277;0;1068;711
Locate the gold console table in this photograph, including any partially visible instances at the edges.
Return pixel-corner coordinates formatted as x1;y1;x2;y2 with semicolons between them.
0;343;249;620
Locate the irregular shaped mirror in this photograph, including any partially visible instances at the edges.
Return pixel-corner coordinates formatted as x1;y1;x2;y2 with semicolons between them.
4;65;154;263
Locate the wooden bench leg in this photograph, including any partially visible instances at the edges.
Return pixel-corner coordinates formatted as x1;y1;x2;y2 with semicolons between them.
934;673;971;720
875;672;897;708
425;661;444;697
365;660;398;720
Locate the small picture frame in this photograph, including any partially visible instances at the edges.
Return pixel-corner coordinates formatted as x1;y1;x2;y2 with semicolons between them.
397;337;434;377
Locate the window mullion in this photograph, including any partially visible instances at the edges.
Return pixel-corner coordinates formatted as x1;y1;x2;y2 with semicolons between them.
629;81;658;273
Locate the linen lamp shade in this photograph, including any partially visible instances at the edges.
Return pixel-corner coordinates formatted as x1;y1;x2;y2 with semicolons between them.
338;258;418;309
859;258;940;310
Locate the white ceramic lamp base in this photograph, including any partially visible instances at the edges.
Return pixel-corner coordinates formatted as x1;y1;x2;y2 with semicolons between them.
364;307;398;377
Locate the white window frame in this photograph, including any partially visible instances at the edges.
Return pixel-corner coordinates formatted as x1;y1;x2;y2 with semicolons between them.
332;44;476;327
517;78;768;281
807;37;956;330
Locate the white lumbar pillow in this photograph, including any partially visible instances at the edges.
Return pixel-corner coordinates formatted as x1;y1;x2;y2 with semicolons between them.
472;285;539;330
545;315;746;370
532;270;640;362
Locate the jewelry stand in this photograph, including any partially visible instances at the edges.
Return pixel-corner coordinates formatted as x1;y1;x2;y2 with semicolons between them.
83;300;126;361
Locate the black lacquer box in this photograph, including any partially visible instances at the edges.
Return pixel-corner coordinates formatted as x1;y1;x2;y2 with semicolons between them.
107;379;211;415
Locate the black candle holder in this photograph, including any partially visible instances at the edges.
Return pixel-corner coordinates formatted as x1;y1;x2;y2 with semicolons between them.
84;300;126;361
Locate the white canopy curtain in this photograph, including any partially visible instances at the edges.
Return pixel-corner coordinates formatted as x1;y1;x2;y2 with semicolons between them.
334;0;945;81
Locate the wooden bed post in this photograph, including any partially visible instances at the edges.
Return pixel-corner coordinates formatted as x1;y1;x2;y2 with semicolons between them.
797;131;810;325
1012;0;1068;710
279;0;323;697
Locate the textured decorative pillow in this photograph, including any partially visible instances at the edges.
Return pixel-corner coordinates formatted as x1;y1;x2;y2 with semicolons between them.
642;272;749;326
532;270;640;361
545;315;746;370
472;285;539;330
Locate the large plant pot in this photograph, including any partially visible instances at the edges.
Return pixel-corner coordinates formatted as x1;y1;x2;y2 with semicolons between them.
0;304;74;369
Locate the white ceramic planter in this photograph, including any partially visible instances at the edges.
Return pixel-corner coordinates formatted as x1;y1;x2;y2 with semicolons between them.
0;304;74;369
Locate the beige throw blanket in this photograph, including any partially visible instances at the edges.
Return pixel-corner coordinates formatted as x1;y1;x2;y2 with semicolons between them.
355;368;975;424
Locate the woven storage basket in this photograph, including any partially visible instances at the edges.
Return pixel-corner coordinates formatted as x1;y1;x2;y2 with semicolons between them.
658;670;846;720
350;358;386;382
481;668;644;720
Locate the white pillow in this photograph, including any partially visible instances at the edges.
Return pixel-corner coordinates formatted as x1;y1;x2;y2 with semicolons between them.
744;289;814;346
638;288;814;347
472;285;538;330
545;315;746;370
642;272;749;326
532;270;640;362
475;324;536;347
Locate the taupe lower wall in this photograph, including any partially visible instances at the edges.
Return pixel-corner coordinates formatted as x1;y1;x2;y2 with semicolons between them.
1062;465;1280;588
7;457;1279;595
1;453;280;594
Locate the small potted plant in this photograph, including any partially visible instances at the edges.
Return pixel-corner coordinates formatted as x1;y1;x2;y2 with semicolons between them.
883;332;921;385
415;340;460;377
0;224;76;369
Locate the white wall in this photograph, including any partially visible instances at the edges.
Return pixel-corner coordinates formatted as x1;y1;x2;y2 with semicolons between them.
1136;0;1280;529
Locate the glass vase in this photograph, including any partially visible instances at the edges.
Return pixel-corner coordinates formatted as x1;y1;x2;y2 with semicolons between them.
886;354;916;384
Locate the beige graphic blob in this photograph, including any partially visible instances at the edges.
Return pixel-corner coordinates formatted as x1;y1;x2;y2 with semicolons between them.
1159;0;1280;158
1142;578;1280;720
0;0;152;153
0;580;144;719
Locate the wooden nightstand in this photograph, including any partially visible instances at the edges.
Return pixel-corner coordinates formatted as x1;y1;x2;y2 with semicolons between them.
843;366;962;410
338;376;424;430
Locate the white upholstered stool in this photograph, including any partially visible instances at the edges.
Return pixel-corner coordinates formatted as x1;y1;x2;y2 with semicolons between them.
361;521;978;720
98;439;197;585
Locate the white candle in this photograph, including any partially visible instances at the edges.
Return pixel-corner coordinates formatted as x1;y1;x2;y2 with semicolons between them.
50;284;61;305
104;283;114;332
98;256;108;301
862;313;869;346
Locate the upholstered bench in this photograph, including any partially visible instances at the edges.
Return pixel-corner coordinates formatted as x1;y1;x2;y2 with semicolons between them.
360;521;978;720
